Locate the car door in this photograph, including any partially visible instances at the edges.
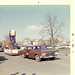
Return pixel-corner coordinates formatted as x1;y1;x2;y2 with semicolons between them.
28;50;34;58
22;47;28;57
28;46;39;58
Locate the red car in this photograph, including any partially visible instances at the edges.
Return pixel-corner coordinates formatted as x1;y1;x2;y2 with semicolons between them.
18;45;58;62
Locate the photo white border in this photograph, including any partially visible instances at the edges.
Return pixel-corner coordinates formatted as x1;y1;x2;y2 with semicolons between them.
0;1;74;75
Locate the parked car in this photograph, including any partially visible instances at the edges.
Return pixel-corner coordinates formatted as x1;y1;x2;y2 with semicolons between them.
0;47;4;52
18;45;59;62
62;45;70;49
47;46;52;50
55;45;63;49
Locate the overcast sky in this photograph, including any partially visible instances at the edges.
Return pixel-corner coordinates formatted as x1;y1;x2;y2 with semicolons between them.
0;5;70;41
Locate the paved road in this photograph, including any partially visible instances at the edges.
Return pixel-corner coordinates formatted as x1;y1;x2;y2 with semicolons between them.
0;51;70;75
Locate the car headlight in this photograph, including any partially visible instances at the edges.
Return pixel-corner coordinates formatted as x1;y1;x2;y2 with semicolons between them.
42;53;46;55
55;52;59;55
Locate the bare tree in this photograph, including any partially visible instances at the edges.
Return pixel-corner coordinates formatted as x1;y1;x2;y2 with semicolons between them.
41;14;65;49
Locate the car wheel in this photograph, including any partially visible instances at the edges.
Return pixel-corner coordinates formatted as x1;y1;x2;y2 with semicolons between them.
50;57;55;60
21;54;25;58
35;55;41;62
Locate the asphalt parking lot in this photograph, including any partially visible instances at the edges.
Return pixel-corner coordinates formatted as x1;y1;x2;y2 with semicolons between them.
0;51;70;75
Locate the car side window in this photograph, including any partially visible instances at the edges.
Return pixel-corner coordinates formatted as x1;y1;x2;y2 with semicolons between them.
33;46;38;50
25;47;28;50
27;47;32;50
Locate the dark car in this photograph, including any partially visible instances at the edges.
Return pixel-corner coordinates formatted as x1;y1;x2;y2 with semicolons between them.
0;47;4;52
18;45;59;62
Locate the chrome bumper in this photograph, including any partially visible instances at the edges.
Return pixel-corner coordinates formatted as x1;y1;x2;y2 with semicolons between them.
40;55;57;58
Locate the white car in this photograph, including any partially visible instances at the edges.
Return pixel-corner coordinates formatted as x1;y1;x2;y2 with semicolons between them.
62;45;70;49
55;46;63;49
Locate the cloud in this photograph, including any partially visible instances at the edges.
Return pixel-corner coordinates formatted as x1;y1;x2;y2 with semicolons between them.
25;25;43;31
24;25;43;39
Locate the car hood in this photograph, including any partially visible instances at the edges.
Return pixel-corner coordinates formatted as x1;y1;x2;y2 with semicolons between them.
40;50;58;53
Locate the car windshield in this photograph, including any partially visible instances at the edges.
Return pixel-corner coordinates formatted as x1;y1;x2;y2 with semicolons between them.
33;46;46;50
25;46;32;50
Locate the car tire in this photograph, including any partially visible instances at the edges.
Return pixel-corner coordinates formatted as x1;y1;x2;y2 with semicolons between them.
21;54;25;58
50;57;55;60
35;55;41;62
